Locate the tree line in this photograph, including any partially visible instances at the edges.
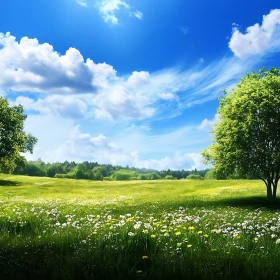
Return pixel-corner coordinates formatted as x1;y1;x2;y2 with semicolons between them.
11;159;212;181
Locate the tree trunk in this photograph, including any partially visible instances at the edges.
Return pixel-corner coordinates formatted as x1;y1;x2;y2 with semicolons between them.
266;180;273;199
272;181;278;199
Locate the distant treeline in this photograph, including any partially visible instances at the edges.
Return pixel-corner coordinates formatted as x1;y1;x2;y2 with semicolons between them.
11;159;258;181
11;159;209;180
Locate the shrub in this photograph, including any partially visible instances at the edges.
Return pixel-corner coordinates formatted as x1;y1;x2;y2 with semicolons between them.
186;174;203;180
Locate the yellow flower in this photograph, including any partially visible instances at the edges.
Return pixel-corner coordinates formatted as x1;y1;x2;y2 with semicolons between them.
197;231;203;234
142;256;148;259
211;248;217;252
92;231;97;235
203;234;209;238
211;229;217;233
136;270;143;273
188;226;195;230
151;234;156;238
175;231;181;236
254;237;258;241
187;244;192;248
177;243;182;247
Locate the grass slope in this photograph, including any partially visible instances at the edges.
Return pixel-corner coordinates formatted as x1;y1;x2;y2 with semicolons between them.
1;174;280;279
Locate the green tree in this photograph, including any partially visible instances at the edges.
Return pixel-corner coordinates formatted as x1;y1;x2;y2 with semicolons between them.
202;68;280;199
204;169;217;180
0;97;37;173
47;163;64;178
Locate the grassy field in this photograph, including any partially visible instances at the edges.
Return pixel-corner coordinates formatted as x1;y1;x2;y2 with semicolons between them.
1;174;280;279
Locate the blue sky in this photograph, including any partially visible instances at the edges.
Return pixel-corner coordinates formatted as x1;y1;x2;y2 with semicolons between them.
0;0;280;170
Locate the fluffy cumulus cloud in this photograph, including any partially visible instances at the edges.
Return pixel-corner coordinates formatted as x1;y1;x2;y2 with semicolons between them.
0;32;116;94
229;9;280;58
198;114;220;131
94;86;155;120
97;0;142;25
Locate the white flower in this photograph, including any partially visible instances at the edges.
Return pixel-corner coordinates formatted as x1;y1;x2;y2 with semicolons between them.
276;239;280;244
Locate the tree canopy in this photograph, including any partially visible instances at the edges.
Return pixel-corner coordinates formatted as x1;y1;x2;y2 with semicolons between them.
202;68;280;198
0;97;37;173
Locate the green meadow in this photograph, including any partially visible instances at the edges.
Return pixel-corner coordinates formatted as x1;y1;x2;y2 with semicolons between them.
1;174;280;279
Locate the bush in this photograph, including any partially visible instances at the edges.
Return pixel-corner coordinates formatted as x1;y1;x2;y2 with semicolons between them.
165;175;174;180
112;169;138;181
137;174;149;180
186;174;203;180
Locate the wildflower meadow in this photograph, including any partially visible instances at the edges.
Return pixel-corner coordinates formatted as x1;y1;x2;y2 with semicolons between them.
1;174;280;279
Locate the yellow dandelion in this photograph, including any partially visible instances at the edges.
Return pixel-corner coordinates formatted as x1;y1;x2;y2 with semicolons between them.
175;231;181;236
187;244;192;248
92;231;97;235
188;226;195;230
211;229;217;233
142;256;148;259
151;234;156;238
177;243;182;247
203;234;209;238
136;270;143;273
197;231;203;234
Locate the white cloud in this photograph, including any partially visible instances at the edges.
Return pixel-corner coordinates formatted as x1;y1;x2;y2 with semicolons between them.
131;10;143;20
94;86;155;120
158;92;178;101
76;0;87;7
0;32;116;94
229;9;280;58
126;71;150;88
198;114;220;131
15;95;87;119
138;153;204;171
97;0;142;25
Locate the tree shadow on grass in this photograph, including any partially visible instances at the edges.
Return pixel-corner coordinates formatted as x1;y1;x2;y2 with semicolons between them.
0;179;22;187
209;196;280;209
130;196;280;213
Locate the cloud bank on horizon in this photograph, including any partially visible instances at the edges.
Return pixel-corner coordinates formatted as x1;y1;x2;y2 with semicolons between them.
1;4;280;170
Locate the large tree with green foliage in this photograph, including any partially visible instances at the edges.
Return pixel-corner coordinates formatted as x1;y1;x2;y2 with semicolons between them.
0;97;37;173
202;68;280;199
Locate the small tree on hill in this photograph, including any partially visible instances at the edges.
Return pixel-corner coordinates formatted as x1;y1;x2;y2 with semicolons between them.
202;68;280;199
0;97;37;173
